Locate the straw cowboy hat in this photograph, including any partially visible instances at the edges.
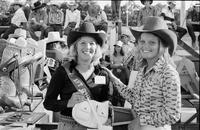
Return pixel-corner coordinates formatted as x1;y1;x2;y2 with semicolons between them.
167;1;176;5
130;16;177;56
46;32;65;44
9;28;27;39
11;1;23;7
140;0;153;5
32;1;46;11
49;1;60;7
67;0;78;8
114;41;123;47
67;22;106;47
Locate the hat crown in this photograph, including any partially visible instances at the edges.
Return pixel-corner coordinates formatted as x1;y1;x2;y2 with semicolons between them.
79;22;96;33
14;28;26;37
115;41;123;47
47;32;64;43
143;17;168;31
34;1;42;8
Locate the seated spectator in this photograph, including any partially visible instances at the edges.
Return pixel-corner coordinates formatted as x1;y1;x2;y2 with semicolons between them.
45;2;64;37
84;2;108;33
28;1;48;41
186;3;200;49
137;0;159;26
160;1;187;39
2;1;27;39
63;1;80;36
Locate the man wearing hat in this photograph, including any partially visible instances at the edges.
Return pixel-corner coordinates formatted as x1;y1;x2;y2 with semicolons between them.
137;0;159;26
186;3;200;49
2;1;27;39
160;1;187;40
27;1;48;41
63;1;80;36
45;2;64;37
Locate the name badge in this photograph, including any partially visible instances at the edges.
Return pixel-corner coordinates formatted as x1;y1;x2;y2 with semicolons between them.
94;76;106;85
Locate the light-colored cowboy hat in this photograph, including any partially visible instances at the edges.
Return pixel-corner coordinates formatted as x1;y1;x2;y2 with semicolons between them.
32;1;46;11
167;1;176;5
8;28;27;39
140;0;153;5
67;22;106;47
72;100;109;129
11;1;23;7
15;37;28;47
46;32;65;44
114;41;123;47
130;16;177;56
49;1;60;7
67;0;78;8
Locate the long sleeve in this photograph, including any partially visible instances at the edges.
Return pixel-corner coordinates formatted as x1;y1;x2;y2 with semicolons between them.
139;67;181;127
101;11;107;23
43;67;69;112
112;78;136;105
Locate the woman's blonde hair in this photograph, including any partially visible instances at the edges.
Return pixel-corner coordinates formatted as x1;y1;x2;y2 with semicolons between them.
67;38;103;66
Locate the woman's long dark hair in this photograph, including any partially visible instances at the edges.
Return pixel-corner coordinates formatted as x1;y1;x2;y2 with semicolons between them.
113;46;124;57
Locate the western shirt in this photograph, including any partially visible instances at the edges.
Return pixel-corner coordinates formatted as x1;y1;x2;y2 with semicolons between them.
113;57;181;127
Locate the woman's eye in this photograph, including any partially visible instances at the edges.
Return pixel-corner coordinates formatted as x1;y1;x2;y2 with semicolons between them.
90;42;96;46
139;40;145;45
149;41;156;46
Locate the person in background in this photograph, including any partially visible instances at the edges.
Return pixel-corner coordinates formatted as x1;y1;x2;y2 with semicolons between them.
103;16;181;130
43;22;113;130
45;2;64;37
84;2;108;32
45;31;66;75
111;0;121;20
63;1;80;36
23;0;32;21
2;1;27;39
160;1;187;40
137;0;158;27
110;40;128;108
186;3;200;49
28;1;48;41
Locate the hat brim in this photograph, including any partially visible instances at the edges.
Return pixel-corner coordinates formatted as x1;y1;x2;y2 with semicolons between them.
8;34;20;39
32;3;46;10
130;27;177;56
46;38;65;44
67;31;106;47
141;0;153;5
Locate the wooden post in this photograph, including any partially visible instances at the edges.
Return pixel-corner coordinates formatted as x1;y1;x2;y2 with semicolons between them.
180;0;186;27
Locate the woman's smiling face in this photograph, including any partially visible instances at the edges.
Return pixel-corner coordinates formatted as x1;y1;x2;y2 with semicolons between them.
138;33;164;60
76;36;97;61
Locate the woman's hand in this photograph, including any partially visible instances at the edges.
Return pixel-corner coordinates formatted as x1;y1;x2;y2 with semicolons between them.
67;92;86;107
102;67;120;83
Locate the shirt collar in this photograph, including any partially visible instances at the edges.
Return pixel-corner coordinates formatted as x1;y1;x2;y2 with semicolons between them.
141;57;166;74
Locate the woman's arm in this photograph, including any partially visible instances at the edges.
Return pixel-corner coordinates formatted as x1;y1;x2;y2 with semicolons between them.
43;67;69;112
103;67;135;104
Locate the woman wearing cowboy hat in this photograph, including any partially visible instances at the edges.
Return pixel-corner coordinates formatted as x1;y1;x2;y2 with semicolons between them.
43;22;115;130
103;16;181;130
